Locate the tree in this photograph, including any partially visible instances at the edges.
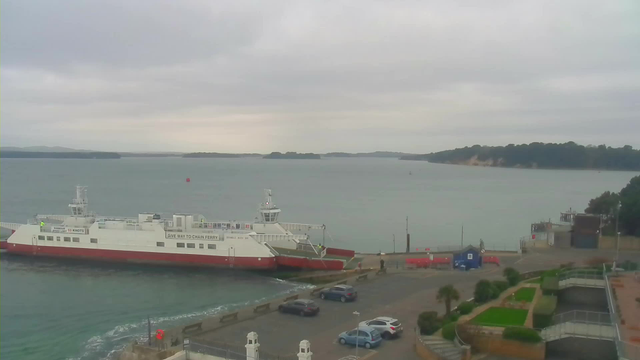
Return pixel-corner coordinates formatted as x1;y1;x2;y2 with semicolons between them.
503;267;521;286
586;175;640;236
585;191;620;218
474;280;496;303
437;284;461;315
619;176;640;236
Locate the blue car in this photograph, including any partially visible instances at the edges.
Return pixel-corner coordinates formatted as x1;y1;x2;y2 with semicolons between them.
319;285;358;302
338;326;382;349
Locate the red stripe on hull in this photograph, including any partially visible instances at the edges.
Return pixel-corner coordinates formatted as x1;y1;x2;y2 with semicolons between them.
6;244;277;270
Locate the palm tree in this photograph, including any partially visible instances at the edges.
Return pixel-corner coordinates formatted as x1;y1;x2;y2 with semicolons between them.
437;284;461;315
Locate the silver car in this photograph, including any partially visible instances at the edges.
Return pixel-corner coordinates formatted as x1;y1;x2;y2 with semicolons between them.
359;316;403;339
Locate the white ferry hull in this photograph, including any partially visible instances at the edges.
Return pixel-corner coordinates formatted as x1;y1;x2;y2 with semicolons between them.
5;243;277;269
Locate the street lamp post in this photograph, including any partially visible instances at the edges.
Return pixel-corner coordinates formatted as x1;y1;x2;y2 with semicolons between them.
616;201;622;263
393;234;396;254
353;311;360;358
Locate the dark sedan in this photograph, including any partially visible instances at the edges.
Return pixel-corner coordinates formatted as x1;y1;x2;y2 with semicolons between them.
278;299;320;317
319;285;358;302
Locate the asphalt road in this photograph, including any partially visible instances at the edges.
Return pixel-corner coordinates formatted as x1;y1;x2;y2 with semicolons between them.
193;248;640;360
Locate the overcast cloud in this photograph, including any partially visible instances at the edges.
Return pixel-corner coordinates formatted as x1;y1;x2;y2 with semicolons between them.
2;0;639;153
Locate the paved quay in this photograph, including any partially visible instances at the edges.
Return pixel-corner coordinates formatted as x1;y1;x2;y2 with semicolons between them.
192;248;640;359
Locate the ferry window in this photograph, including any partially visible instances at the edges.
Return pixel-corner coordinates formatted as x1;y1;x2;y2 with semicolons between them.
56;237;61;241
38;235;45;240
199;244;204;249
177;243;185;248
90;238;98;244
156;242;165;247
72;237;80;242
46;236;54;241
64;237;71;242
207;244;216;250
187;243;195;249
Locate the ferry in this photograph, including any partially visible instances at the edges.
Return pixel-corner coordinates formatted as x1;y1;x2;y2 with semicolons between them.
0;187;353;270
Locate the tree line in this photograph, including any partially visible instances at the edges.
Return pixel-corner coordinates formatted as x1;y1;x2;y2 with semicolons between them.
585;175;640;236
401;142;640;170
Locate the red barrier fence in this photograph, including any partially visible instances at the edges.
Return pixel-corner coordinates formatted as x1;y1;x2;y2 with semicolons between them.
405;257;451;268
483;256;500;266
325;247;355;258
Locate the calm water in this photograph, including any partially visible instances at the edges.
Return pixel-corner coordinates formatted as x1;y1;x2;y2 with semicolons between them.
0;157;637;360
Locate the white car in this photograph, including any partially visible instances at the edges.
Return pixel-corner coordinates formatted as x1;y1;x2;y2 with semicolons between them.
359;317;403;339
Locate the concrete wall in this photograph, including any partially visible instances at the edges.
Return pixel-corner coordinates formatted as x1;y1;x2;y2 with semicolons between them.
553;231;571;249
599;236;640;251
467;334;545;360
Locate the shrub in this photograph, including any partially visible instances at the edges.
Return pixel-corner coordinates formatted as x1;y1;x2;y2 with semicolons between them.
457;301;475;315
418;311;442;335
533;295;557;328
541;276;559;295
442;322;457;341
502;327;542;343
503;267;521;286
475;280;497;303
442;312;460;325
492;280;510;293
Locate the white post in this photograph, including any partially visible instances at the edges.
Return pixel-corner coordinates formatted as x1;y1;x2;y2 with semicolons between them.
353;311;360;358
246;332;259;360
297;340;312;360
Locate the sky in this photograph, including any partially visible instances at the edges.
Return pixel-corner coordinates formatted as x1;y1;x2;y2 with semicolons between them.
1;0;640;153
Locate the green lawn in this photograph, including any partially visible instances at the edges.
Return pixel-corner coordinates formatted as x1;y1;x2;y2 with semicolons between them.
514;287;536;302
471;307;529;327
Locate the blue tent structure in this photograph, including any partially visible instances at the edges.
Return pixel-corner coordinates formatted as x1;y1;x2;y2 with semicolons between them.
452;245;482;270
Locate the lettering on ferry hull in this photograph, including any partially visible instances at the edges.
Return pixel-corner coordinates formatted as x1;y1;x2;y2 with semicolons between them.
165;233;220;241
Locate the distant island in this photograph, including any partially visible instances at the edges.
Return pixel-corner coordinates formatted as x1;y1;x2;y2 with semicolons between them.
263;152;321;159
400;142;640;171
0;151;121;159
183;152;262;158
324;151;415;158
119;152;182;157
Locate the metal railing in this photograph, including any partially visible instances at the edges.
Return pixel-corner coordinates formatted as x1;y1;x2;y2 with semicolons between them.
553;310;611;325
558;269;604;281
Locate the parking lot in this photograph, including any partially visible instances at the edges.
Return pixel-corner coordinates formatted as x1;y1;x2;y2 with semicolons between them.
194;269;485;359
193;248;640;359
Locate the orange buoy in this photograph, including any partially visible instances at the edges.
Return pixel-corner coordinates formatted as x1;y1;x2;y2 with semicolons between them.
186;178;191;183
156;329;165;340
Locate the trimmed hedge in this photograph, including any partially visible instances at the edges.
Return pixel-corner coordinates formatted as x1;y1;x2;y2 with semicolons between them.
533;295;557;328
457;301;475;315
502;327;543;343
442;322;457;341
541;276;559;295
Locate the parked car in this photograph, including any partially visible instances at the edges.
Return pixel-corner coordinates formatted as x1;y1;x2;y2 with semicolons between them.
338;326;382;349
359;317;403;339
278;299;320;317
319;285;358;302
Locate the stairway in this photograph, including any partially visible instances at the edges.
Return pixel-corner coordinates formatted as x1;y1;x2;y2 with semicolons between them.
420;336;464;360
